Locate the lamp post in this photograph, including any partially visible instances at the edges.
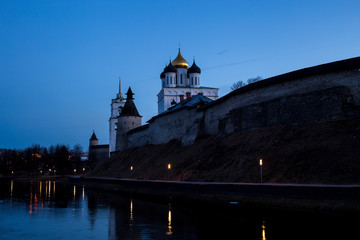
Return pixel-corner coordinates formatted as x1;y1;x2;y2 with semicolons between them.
130;165;134;178
167;163;171;180
259;159;263;184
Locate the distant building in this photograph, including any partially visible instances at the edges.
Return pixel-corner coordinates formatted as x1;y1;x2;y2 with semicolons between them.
80;153;88;161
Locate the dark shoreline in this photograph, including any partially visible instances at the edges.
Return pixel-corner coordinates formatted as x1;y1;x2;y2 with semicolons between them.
70;176;360;215
3;176;360;215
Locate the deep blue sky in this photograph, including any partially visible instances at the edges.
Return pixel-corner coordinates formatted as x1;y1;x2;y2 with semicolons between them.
1;0;359;150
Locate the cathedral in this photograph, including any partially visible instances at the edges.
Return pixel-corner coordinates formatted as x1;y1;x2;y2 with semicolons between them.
90;48;219;159
158;48;218;113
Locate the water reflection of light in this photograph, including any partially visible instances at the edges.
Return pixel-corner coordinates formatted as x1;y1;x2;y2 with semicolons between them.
29;192;33;214
45;181;48;197
10;180;13;198
53;181;56;195
166;203;173;235
39;181;42;195
262;221;266;240
48;181;51;197
82;185;85;200
73;185;76;199
130;199;134;222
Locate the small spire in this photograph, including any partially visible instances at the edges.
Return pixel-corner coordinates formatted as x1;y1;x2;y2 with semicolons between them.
126;87;134;100
119;77;122;94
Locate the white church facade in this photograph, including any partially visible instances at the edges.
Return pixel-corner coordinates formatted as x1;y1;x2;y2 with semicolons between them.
157;49;218;113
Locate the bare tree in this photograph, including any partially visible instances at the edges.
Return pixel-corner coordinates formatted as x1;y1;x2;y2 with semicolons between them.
247;76;262;84
231;76;263;91
231;81;246;90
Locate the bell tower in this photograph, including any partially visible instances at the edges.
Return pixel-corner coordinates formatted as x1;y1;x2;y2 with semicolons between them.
109;78;125;153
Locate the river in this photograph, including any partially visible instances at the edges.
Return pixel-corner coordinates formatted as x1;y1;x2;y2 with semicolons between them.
0;179;357;240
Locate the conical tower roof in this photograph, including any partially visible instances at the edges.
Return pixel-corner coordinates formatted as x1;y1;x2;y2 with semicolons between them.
90;131;98;140
119;87;141;117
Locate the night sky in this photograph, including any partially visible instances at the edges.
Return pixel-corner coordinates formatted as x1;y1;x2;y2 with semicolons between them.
1;0;359;150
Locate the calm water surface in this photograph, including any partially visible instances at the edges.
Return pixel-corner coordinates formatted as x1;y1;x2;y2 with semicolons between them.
0;179;357;240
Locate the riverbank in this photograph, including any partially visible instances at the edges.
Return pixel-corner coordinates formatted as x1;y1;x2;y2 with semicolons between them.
91;116;360;184
70;176;360;214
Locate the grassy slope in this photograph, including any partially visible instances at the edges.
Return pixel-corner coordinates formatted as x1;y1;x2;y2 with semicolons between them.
90;116;360;184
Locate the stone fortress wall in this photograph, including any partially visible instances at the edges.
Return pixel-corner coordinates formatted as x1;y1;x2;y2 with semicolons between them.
126;57;360;150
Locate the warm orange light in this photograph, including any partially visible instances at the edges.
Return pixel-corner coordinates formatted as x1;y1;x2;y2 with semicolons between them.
259;159;263;166
73;169;77;173
262;222;266;240
130;166;134;171
168;163;171;170
49;169;52;172
82;168;85;171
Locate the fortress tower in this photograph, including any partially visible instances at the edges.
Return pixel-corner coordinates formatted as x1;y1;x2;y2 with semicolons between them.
89;131;98;147
109;78;126;153
157;48;219;113
115;87;142;151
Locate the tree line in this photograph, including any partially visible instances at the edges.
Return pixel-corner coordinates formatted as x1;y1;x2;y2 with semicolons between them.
0;144;88;176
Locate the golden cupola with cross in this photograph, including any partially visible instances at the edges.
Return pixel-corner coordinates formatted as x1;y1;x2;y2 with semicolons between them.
172;48;189;69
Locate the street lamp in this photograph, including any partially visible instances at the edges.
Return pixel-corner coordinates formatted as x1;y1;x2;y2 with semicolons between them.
259;158;263;184
130;165;134;178
167;163;171;180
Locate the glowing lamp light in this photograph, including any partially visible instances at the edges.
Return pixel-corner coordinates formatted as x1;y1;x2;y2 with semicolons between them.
49;169;52;172
73;169;77;173
259;158;263;184
130;166;134;171
82;168;85;171
168;163;171;170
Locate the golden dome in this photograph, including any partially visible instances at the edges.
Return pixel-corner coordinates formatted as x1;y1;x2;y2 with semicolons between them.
172;48;189;69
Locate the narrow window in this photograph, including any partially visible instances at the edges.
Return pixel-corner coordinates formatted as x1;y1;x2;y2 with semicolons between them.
181;74;183;84
167;76;169;84
176;74;178;84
